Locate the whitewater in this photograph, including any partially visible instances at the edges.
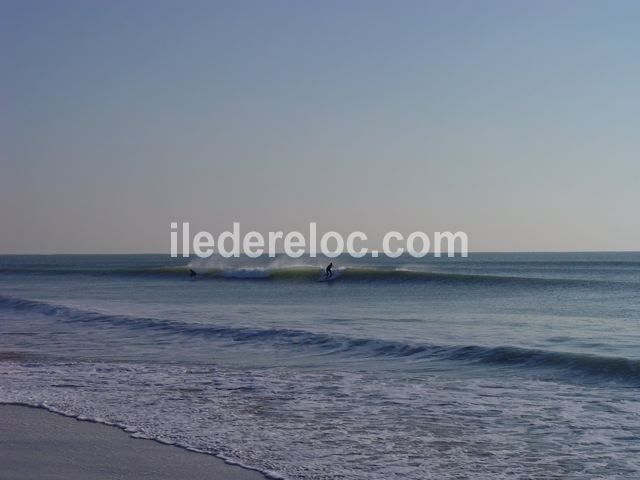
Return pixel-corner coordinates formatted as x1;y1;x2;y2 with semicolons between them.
1;252;640;479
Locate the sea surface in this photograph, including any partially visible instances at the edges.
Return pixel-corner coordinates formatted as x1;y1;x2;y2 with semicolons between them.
1;253;639;479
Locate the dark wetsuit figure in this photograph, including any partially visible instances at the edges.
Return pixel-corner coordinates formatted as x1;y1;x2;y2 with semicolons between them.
325;262;333;279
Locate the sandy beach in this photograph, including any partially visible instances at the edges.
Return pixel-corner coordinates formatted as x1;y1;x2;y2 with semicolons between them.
0;404;266;480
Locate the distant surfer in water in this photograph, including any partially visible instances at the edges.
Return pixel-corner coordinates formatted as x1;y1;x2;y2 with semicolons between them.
189;269;197;278
325;262;333;279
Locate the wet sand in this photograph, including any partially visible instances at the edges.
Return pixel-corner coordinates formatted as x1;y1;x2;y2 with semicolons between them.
0;404;266;480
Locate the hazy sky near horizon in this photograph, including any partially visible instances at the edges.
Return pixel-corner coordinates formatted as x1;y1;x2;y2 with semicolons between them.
1;0;639;253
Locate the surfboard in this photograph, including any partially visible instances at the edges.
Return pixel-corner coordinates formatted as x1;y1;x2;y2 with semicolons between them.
317;269;341;282
318;275;337;282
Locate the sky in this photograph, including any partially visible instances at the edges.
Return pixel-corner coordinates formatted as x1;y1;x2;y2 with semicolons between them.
1;0;639;253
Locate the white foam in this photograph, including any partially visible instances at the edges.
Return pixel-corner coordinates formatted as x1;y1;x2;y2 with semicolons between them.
2;361;640;479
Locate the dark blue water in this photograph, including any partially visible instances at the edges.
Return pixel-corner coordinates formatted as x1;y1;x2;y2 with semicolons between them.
1;253;639;479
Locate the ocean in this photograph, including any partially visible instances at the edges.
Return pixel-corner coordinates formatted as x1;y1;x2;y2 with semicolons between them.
1;253;639;479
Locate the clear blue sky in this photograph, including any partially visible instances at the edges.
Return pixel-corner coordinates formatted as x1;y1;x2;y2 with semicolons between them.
1;0;639;253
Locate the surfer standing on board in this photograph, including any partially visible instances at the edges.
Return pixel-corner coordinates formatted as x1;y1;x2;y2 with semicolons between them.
325;262;333;279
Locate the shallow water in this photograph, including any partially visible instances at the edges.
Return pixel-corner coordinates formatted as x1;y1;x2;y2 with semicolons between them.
1;253;640;479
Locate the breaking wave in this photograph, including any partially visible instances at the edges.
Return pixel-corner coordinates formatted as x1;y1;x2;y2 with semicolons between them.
2;295;638;383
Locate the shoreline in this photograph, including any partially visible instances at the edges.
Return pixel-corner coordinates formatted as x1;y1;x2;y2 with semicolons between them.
0;403;267;480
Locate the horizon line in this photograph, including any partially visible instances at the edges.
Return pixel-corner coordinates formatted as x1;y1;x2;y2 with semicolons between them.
1;250;639;256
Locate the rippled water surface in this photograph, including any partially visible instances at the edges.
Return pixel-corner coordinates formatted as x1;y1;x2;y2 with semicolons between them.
1;253;640;479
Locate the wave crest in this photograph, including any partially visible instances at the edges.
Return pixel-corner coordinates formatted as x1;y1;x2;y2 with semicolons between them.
1;295;639;383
